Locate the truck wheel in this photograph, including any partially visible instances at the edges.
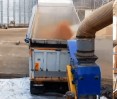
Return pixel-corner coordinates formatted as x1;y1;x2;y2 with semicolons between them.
87;96;97;99
65;91;75;99
30;81;36;94
30;81;45;95
79;95;97;99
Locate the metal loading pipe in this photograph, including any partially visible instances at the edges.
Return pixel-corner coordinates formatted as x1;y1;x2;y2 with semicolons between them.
76;1;113;38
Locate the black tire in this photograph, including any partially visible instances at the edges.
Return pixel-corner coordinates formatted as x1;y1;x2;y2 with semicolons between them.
88;96;97;99
30;81;45;95
30;81;36;94
101;84;112;99
79;95;97;99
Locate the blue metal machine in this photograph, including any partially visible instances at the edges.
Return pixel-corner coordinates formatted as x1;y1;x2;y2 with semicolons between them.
67;40;101;98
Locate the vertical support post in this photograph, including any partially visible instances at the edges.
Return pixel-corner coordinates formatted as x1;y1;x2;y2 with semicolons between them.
32;0;33;9
94;0;96;9
7;0;9;26
19;0;21;25
28;0;30;24
24;0;26;26
66;65;77;99
13;0;15;26
0;0;2;25
1;0;3;25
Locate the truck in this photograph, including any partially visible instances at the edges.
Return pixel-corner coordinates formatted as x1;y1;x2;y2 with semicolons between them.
25;0;79;94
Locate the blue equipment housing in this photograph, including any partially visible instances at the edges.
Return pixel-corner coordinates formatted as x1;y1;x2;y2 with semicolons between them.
67;40;101;97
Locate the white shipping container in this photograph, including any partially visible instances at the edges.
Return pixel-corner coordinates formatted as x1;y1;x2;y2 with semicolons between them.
30;49;70;78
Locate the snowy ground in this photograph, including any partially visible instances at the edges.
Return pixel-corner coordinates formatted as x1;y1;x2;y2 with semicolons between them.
0;77;64;99
0;77;108;99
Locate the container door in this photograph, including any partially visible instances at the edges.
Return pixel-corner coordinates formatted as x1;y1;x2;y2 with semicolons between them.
46;51;58;71
59;51;70;71
34;50;44;71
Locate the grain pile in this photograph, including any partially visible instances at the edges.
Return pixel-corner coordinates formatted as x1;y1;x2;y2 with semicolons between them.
32;21;76;40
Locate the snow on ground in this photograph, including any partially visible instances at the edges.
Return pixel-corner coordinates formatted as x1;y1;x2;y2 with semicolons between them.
0;77;108;99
